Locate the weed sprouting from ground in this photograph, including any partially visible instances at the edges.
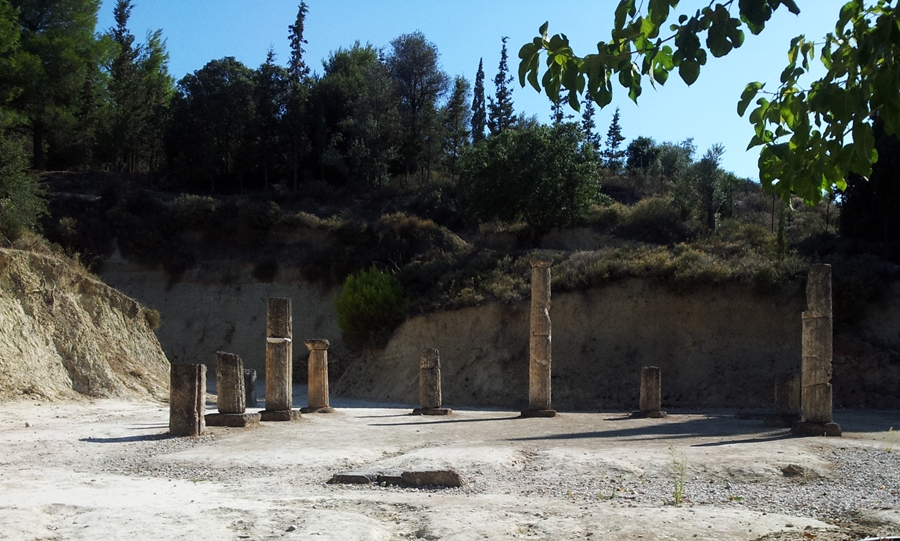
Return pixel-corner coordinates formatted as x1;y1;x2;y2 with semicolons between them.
670;448;687;506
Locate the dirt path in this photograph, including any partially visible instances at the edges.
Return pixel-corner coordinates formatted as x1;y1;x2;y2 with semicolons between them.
1;397;898;540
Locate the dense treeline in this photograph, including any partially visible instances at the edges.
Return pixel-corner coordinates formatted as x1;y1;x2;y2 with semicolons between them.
1;0;898;260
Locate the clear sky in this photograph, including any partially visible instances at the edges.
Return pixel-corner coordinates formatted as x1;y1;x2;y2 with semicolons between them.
97;0;848;180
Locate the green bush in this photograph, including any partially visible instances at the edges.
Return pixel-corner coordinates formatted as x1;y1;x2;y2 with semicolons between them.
619;196;691;244
334;265;407;348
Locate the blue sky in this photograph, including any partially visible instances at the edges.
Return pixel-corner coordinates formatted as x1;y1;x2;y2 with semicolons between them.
98;0;848;180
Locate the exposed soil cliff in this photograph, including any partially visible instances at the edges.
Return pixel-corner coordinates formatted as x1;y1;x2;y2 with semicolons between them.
98;256;900;411
0;249;169;401
335;280;900;410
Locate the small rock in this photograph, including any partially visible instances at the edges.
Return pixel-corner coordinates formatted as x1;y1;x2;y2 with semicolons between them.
286;524;296;532
782;464;804;477
24;422;31;427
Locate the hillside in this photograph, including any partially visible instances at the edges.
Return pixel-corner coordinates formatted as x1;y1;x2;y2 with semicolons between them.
0;245;169;401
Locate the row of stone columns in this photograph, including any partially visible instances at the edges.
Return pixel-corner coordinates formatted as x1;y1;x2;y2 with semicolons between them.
172;262;841;437
170;297;334;434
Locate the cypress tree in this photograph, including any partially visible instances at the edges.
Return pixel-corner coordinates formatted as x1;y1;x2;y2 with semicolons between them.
580;97;600;151
471;58;486;144
285;1;310;190
487;37;514;135
601;107;626;173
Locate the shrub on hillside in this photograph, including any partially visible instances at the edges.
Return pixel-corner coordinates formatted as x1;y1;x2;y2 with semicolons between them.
618;196;691;244
334;265;407;349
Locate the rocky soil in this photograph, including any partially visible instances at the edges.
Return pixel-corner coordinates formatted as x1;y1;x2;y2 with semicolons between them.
1;393;897;541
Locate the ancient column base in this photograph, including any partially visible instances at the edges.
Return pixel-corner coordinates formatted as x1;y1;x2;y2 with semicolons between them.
300;406;335;414
764;414;801;428
412;407;452;416
520;409;557;418
631;410;667;419
791;421;842;437
259;409;302;422
205;412;261;427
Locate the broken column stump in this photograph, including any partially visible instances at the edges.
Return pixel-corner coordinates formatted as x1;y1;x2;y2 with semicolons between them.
169;363;206;437
766;372;801;427
260;298;301;422
301;339;334;413
632;366;667;418
244;369;258;409
521;258;556;418
792;264;842;437
413;347;451;415
206;352;260;427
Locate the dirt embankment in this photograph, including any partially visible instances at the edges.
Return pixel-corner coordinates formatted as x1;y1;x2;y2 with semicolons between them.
338;280;900;410
98;250;900;411
0;249;169;401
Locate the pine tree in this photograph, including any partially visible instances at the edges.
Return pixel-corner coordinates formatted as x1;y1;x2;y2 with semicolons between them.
487;37;514;135
254;49;289;191
285;1;310;190
471;58;486;144
442;75;471;171
580;97;599;151
550;98;573;125
107;0;141;172
601;107;626;173
288;1;310;81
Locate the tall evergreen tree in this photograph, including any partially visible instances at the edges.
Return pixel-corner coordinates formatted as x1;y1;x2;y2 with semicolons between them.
284;1;310;190
139;29;174;185
601;107;626;173
441;75;471;171
254;49;289;191
386;31;448;179
169;57;255;193
106;0;141;172
487;37;514;136
10;0;101;169
580;97;599;151
550;98;573;125
470;58;486;144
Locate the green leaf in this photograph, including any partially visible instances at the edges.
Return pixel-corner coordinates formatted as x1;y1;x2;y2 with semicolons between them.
737;82;763;116
678;59;700;85
615;0;636;31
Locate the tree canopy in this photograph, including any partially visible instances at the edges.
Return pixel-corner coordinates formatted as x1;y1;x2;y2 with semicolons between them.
518;0;899;205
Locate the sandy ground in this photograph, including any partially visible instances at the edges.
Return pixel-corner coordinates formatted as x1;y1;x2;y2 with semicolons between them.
1;389;898;541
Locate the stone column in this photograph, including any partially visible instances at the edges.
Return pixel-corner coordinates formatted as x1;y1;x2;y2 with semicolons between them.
244;369;258;409
634;366;666;418
302;339;334;413
522;259;556;417
260;297;300;421
169;363;206;437
792;264;841;436
206;352;260;427
413;347;451;415
766;372;801;427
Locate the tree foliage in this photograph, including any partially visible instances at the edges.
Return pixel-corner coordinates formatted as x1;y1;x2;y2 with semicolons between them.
169;57;256;192
601;107;626;173
518;0;900;205
386;31;449;177
9;0;101;169
471;58;487;143
459;123;602;232
487;36;515;135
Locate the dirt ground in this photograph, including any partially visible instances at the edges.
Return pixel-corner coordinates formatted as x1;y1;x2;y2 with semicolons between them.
1;390;898;541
